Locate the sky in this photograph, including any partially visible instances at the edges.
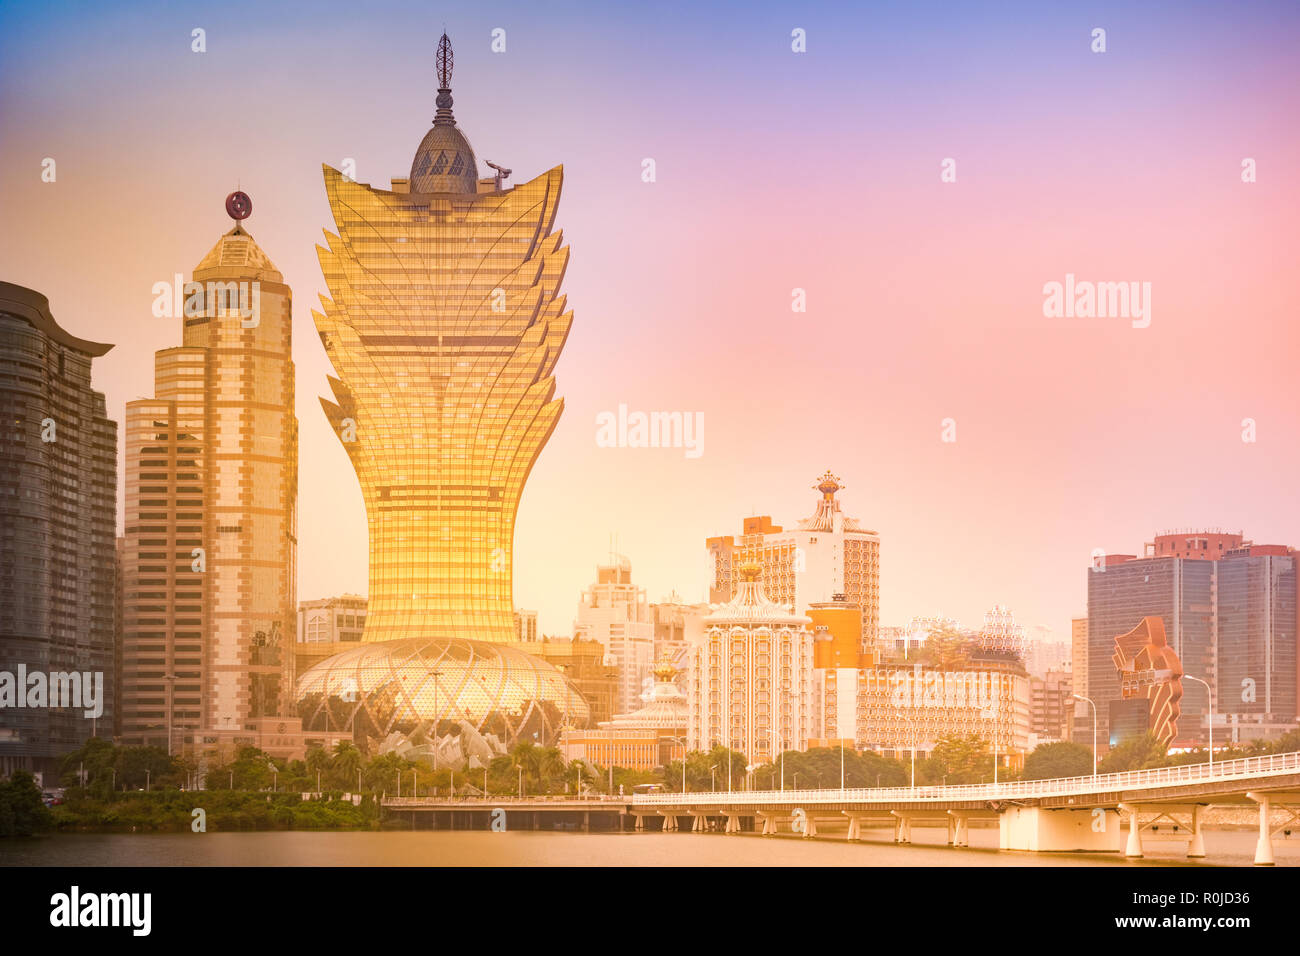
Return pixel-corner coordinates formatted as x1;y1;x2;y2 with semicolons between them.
3;0;1298;644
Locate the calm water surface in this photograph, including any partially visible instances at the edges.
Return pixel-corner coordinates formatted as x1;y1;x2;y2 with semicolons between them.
4;828;1297;866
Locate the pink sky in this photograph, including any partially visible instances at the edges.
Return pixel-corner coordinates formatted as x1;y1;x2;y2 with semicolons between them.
3;2;1297;641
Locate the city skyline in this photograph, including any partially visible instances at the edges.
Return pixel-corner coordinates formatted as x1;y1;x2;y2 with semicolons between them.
3;1;1299;648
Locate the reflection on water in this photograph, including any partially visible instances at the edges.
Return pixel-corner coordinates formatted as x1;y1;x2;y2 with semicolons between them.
3;828;1297;867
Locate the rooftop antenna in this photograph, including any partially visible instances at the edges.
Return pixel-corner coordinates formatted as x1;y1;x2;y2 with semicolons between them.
434;32;456;126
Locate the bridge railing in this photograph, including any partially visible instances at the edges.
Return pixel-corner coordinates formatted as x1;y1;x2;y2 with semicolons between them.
629;750;1300;806
383;794;625;806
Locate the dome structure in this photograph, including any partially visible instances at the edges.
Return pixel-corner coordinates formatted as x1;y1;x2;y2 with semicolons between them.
296;637;590;751
603;660;687;730
704;562;812;628
408;32;480;193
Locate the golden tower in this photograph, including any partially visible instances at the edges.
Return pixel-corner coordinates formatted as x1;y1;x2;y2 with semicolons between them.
297;34;586;750
315;35;570;647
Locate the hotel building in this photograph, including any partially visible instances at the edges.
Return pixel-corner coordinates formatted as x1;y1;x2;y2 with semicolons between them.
687;564;816;762
119;205;298;754
706;471;880;646
295;34;586;750
0;283;116;776
560;660;688;772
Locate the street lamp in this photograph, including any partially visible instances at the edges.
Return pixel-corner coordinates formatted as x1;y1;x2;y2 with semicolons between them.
710;765;717;792
1072;693;1098;776
664;736;687;793
894;712;917;789
1183;674;1213;770
430;670;443;771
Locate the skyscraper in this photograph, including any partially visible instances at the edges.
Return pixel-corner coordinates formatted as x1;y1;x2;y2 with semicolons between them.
574;556;654;715
707;472;880;645
296;34;586;750
120;200;298;753
0;282;116;776
1088;531;1298;750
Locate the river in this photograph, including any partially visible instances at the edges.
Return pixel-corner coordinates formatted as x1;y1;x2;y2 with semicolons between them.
3;827;1296;866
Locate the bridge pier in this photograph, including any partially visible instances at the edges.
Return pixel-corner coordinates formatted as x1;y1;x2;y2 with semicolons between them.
658;811;679;832
758;811;778;835
724;812;741;834
843;812;869;842
891;810;913;844
1121;804;1143;858
947;810;970;847
1248;792;1274;866
1187;806;1206;858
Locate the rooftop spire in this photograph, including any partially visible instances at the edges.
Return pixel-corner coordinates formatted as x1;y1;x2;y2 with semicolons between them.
434;32;456;127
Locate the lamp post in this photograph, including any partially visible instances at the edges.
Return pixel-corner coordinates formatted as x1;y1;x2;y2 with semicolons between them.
710;765;717;792
1072;693;1098;776
840;738;846;791
665;736;687;793
430;670;443;771
1183;675;1213;770
894;712;916;789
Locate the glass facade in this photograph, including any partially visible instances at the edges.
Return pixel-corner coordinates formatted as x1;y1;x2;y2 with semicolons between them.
296;637;588;745
298;35;581;750
121;224;297;750
0;283;116;775
1217;553;1297;732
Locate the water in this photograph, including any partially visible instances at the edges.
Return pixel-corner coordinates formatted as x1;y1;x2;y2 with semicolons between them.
3;827;1296;866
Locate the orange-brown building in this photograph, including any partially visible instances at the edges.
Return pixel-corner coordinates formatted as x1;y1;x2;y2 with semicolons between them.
807;598;874;748
561;661;687;771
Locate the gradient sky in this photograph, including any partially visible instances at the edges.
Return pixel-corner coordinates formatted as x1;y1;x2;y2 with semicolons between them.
3;0;1298;644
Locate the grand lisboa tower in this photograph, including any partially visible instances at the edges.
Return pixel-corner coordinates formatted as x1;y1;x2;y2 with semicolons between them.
296;34;589;754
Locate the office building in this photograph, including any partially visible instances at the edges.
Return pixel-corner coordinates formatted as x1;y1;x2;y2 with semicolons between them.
0;282;116;776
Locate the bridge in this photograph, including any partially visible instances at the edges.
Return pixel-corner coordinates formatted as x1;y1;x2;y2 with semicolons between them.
383;750;1300;863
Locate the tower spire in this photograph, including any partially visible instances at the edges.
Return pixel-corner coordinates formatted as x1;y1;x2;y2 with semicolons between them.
434;32;456;127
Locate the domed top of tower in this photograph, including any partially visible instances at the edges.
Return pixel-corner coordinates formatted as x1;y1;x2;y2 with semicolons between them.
194;195;282;283
409;33;480;194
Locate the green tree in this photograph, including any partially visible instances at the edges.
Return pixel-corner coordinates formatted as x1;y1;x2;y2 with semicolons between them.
920;625;972;670
1020;741;1094;780
1098;733;1169;773
661;746;747;792
923;734;990;784
330;741;363;790
0;770;54;836
115;746;182;790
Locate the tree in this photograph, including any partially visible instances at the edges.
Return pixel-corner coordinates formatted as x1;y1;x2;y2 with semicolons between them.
1021;741;1094;780
330;742;363;789
923;734;989;784
115;746;182;790
0;771;53;836
58;737;118;796
753;748;908;790
921;625;972;670
1098;733;1169;773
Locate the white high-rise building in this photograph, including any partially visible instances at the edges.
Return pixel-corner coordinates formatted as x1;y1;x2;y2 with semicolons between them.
688;564;815;764
574;556;655;715
706;472;880;645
